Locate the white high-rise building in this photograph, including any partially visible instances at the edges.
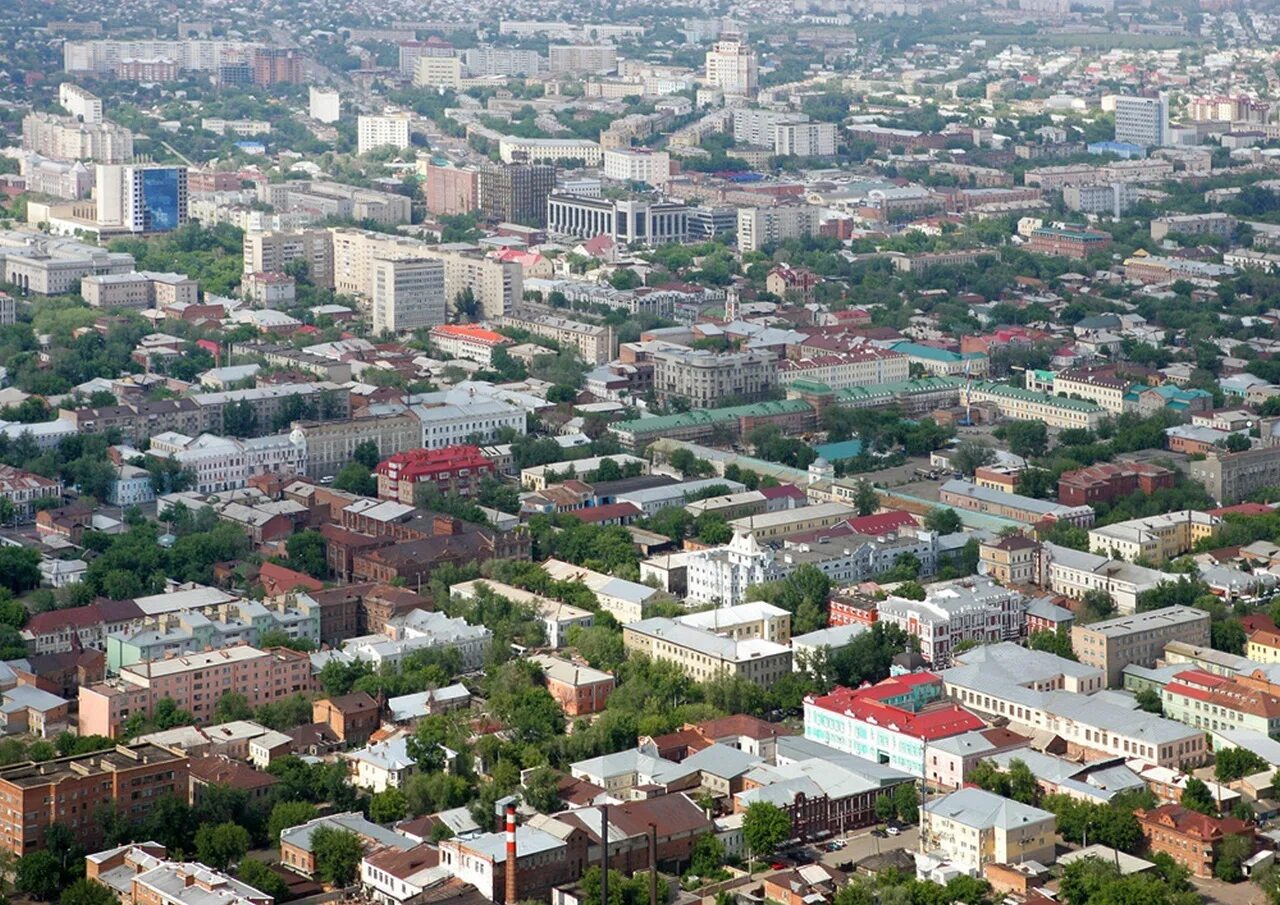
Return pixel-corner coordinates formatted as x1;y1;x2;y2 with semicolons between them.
705;33;757;99
372;257;446;335
601;148;671;186
309;86;340;124
96;163;189;233
58;84;102;124
1114;95;1169;147
774;122;837;157
357;113;411;155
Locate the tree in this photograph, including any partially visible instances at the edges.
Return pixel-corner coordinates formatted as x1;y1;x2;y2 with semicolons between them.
950;440;995;476
742;801;791;864
1180;778;1217;816
1007;759;1039;805
268;800;318;843
689;833;725;877
924;507;961;534
286;530;328;579
1215;747;1268;783
310;826;364;887
1028;627;1075;660
213;691;253;722
221;400;258;438
16;850;64;900
194;821;250;870
352;440;382;469
60;879;116;905
522;766;563;814
369;788;407;824
0;547;40;594
237;860;290;900
333;462;376;496
1135;687;1163;714
874;793;896;823
1214;832;1252;882
854;480;879;516
994;421;1048;458
893;782;919;824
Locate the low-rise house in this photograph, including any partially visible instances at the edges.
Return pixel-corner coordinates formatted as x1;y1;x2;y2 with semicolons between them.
529;654;614;717
312;692;381;745
281;812;416;878
1135;805;1255;879
918;788;1057;878
347;735;415;792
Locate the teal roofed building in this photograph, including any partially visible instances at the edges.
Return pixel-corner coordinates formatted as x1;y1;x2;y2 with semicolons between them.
608;399;817;451
890;341;990;377
814;439;864;462
1127;384;1214;417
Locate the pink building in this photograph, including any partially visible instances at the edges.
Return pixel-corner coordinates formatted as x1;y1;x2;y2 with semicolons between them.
923;727;1031;790
79;646;313;738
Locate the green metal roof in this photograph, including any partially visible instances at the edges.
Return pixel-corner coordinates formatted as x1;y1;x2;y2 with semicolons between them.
834;377;964;403
611;398;813;435
967;381;1105;413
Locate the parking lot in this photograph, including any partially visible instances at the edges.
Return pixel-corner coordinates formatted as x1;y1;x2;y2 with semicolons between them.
810;825;919;870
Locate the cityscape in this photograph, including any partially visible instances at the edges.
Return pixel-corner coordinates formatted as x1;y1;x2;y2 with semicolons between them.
2;3;1280;905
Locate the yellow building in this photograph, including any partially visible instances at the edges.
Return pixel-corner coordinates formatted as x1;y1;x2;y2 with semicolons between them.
1246;628;1280;664
1087;510;1220;563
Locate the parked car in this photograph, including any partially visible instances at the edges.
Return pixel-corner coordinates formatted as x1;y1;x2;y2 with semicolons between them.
886;825;901;836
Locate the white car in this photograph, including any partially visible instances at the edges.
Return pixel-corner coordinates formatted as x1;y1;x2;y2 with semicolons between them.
886;826;901;836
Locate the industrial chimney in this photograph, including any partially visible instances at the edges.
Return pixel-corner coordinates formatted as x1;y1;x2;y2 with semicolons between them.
505;803;518;905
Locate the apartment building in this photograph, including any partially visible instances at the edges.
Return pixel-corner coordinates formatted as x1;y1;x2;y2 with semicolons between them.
941;644;1206;768
1072;607;1212;687
1160;668;1280;738
1088;510;1220;563
0;744;189;855
357;113;411;155
58;83;102;123
428;324;509;366
243;229;334;288
1036;542;1164;616
309;86;340;123
1136;806;1254;879
148;430;306;494
622;614;792;687
919;788;1056;877
372;257;446;335
62;39;262;74
1189;445;1280;504
776;349;909;390
960;382;1106;430
291;411;422;480
1063;182;1136;217
652;347;777;408
22;112;133;163
496;310;617;364
876;578;1027;667
803;674;984;777
78;646;314;738
0;466;64;521
1058;462;1175;507
775;121;838;157
529;654;614;716
497;136;603;166
422;162;479;216
736;205;822;252
412;397;527;450
1114;95;1169;147
978;534;1038;585
549;44;618;73
704;34;757;98
1052;368;1130;413
1150;212;1236;242
375;445;496;504
81;272;197;310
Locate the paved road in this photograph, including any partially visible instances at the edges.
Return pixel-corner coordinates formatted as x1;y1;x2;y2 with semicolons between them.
816;825;919;869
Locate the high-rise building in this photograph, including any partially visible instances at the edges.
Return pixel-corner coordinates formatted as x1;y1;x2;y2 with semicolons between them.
548;44;618;74
704;33;757;98
372;256;447;335
96;163;189;233
22;112;133;163
413;56;464;89
252;47;304;85
58;83;102;123
1114;95;1169;147
736;205;821;252
423;162;479;216
357;114;412;155
479;162;557;226
309;86;340;124
602;148;671;186
398;36;454;77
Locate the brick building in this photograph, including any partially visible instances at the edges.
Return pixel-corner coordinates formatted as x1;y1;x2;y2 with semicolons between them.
375;445;496;505
313;692;381;745
1025;225;1112;259
1058;462;1176;507
1135;805;1255;878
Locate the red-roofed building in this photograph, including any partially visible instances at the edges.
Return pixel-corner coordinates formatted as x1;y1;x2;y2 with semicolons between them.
259;562;325;596
375;445;496;505
563;501;642;527
766;264;820;304
848;510;919;535
1136;805;1256;878
804;674;983;776
428;324;510;365
1207;503;1275;518
1057;462;1175;508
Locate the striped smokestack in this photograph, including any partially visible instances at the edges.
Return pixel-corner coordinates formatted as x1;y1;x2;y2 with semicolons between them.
505;803;518;905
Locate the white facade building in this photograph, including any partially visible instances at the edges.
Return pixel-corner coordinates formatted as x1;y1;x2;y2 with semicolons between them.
58;84;103;123
411;399;527;450
705;34;757;98
1114;95;1169;147
147;431;306;494
309;87;341;124
357;114;412;155
876;578;1027;667
602;148;671;186
372;257;446;335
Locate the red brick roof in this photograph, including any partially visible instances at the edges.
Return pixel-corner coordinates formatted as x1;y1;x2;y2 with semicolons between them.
810;676;982;742
1138;804;1252;842
563;502;642;523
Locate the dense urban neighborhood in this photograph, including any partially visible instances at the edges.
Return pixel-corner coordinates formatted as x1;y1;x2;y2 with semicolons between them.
7;2;1280;905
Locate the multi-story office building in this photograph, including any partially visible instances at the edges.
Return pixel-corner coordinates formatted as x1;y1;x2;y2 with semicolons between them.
422;162;479;216
736;205;821;252
1072;607;1212;687
1114;94;1169;147
372;257;446;335
602;148;671;187
243;228;334;286
497;310;617;363
804;673;983;777
290;411;422;480
705;33;757;98
81;271;197;310
498;136;603;166
97;163;189;233
309;86;340;123
959;382;1105;430
919;789;1057;876
0;744;189;855
0;234;134;295
1088;511;1220;563
22;112;133;163
479;163;557;227
622;614;792;687
357;114;411;155
79;646;313;738
652;347;777;408
546;194;688;244
776;348;909;390
58;83;102;123
549;44;618;73
775;121;837;157
877;579;1027;667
